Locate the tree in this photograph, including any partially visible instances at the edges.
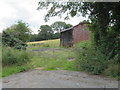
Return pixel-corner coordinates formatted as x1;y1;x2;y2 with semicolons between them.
37;2;83;22
29;24;62;42
51;21;66;33
38;2;120;60
65;24;73;29
5;20;31;42
38;25;54;40
29;34;39;42
2;31;27;50
79;20;90;24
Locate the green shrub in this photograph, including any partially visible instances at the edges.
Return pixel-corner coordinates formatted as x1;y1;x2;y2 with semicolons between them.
2;31;28;50
75;41;107;75
2;47;32;66
75;40;119;78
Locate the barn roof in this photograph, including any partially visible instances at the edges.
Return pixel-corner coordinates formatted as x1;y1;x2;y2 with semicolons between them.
61;23;88;33
61;27;73;32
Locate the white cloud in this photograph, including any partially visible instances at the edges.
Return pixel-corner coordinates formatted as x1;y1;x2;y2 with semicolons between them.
0;0;87;34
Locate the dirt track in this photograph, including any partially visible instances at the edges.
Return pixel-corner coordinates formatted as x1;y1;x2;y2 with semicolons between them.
2;70;118;88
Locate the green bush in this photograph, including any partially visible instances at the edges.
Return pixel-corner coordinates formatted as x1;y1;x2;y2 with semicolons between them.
2;47;32;66
75;40;119;78
75;41;107;75
2;31;28;50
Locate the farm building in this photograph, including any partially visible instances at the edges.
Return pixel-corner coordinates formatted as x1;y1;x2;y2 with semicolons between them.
60;23;90;47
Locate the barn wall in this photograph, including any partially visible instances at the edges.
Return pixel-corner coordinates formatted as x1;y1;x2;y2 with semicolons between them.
60;32;63;46
73;23;90;44
60;29;73;47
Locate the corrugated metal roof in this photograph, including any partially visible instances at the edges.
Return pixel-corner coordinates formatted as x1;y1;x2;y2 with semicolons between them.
61;23;88;33
61;27;73;32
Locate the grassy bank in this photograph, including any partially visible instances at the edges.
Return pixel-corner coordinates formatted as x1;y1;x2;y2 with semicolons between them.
2;39;70;77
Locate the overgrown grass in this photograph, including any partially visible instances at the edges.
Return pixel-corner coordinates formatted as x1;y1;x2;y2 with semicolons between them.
3;39;119;80
2;46;33;77
29;48;76;71
2;39;76;77
74;40;120;80
2;47;32;66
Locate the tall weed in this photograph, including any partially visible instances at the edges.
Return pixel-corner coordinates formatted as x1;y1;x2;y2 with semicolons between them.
2;47;32;66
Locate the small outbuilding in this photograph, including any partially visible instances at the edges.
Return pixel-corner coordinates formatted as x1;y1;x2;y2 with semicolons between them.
60;23;90;47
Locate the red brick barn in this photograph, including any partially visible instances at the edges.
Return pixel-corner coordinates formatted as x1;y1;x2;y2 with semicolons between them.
60;23;90;47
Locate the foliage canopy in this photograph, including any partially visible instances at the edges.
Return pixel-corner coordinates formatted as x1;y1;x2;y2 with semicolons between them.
51;21;66;33
2;20;31;49
30;21;72;41
4;20;31;42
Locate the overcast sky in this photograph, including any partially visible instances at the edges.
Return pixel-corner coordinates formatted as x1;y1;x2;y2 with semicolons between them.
0;0;88;34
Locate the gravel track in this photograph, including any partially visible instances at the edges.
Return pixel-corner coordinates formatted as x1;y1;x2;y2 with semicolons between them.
2;70;118;88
